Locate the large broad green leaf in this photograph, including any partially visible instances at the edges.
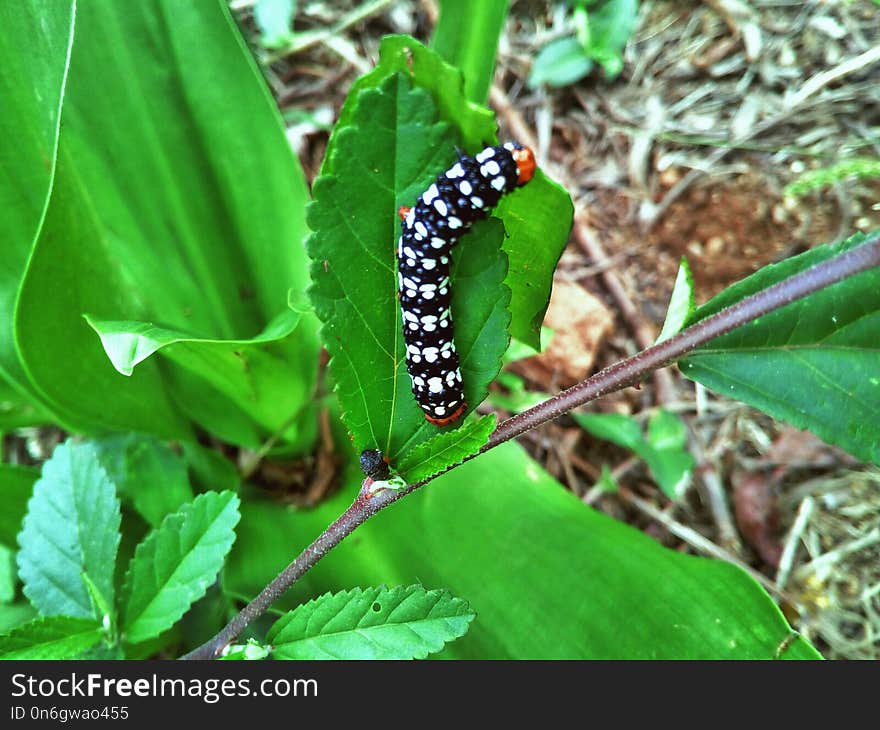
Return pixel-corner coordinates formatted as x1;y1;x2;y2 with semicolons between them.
0;616;104;660
12;0;319;447
267;585;474;659
0;464;38;546
681;231;880;464
120;490;240;645
92;433;194;528
431;0;510;105
85;309;314;450
0;0;73;422
307;72;511;462
17;441;121;620
226;438;818;659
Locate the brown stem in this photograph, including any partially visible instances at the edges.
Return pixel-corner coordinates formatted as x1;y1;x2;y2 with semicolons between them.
181;234;880;660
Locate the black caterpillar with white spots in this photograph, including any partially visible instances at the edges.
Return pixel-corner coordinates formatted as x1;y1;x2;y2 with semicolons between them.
397;142;536;426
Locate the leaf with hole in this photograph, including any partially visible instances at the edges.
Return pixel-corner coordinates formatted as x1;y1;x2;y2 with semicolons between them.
267;585;474;660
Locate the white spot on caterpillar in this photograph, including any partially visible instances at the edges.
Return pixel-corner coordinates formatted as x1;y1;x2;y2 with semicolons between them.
423;347;439;363
446;163;465;179
407;258;415;266
503;142;515;151
434;406;446;416
423;184;439;204
406;209;416;227
471;196;484;208
419;283;436;293
459;180;473;195
398;272;404;288
439;287;448;296
440;256;449;264
428;377;443;393
403;277;417;290
397;238;403;256
413;376;425;387
404;312;418;323
408;321;418;330
431;237;446;249
481;160;501;176
403;246;416;259
442;350;451;358
414;221;428;237
406;289;417;298
491;176;506;191
445;370;457;384
447;216;462;229
407;344;419;353
476;147;495;162
434;199;448;216
422;258;436;270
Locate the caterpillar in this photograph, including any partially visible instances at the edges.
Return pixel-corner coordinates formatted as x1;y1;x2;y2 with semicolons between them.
397;141;536;426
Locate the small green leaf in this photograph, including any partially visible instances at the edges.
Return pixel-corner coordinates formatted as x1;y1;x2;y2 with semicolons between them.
585;0;639;80
488;371;550;413
120;491;240;645
17;441;121;619
395;414;496;483
0;616;104;660
681;231;880;464
574;410;694;499
94;434;194;528
574;412;644;452
596;463;619;493
254;0;296;49
528;37;594;88
657;256;695;343
267;585;475;660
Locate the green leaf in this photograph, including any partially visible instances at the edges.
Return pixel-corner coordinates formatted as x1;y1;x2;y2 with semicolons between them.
17;441;121;619
657;257;695;343
574;410;694;499
574;411;643;451
0;616;104;660
254;0;296;49
0;463;38;546
120;490;240;644
395;414;496;483
585;0;639;79
431;0;510;105
267;585;474;660
528;37;594;88
307;72;511;460
495;172;574;348
12;0;319;446
85;309;312;450
0;0;73;421
326;35;496;166
642;410;694;499
0;544;14;604
93;434;194;528
680;231;880;464
227;439;818;659
488;371;550;413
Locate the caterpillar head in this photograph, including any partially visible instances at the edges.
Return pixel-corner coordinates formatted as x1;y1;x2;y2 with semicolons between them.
503;142;537;186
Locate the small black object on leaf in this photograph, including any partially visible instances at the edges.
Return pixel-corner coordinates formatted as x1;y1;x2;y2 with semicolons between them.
359;449;390;481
